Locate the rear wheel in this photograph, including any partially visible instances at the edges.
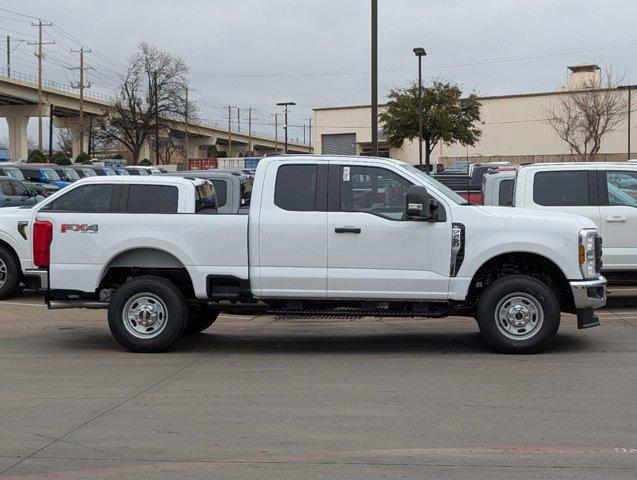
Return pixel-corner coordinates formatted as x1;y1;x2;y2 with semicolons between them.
108;276;187;352
185;305;219;334
476;274;560;354
0;246;20;300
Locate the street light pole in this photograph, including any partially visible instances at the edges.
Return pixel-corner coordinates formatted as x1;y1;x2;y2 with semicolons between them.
277;102;296;153
413;47;427;170
371;0;378;156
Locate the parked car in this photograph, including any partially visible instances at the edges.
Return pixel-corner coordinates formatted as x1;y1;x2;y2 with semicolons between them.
0;176;42;207
2;156;605;354
68;165;98;179
0;164;60;196
50;166;81;183
482;170;516;206
126;166;162;175
483;162;637;284
163;170;251;214
434;162;512;204
114;168;130;176
87;166;117;176
15;164;70;188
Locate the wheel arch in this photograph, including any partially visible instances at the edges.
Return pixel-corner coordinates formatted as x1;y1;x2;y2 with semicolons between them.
466;251;574;313
98;247;195;298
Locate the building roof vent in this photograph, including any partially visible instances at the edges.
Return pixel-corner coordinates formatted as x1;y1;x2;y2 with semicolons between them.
563;64;601;91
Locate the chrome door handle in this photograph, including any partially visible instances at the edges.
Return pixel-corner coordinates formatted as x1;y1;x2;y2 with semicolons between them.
335;226;361;234
606;216;627;223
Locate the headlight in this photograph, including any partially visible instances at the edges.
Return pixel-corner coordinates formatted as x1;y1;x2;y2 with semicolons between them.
579;229;599;279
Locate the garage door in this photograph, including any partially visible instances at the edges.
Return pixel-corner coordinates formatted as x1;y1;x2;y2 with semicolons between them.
322;133;356;155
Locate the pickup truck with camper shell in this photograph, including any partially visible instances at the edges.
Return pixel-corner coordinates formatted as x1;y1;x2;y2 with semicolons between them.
0;156;606;354
482;162;637;284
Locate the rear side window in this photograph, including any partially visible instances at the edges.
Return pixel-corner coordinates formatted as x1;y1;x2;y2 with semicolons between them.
498;179;514;206
533;171;589;206
125;185;178;213
195;183;217;214
274;165;317;211
210;180;227;207
45;184;114;213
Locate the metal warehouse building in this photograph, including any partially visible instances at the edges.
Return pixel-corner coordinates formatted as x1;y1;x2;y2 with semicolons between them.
313;65;635;165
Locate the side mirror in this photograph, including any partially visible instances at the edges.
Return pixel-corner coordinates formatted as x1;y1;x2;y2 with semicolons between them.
406;185;433;221
406;185;445;222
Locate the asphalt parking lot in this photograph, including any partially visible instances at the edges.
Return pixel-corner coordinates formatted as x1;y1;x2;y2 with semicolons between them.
0;296;635;479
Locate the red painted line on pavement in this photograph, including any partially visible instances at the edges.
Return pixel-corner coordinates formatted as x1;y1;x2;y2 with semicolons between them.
3;446;635;480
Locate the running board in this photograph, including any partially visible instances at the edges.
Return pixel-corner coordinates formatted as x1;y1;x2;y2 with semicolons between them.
267;309;448;318
48;300;109;310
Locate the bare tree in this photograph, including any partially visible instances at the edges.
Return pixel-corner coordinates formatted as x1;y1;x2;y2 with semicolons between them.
547;68;628;161
56;128;73;156
95;43;190;163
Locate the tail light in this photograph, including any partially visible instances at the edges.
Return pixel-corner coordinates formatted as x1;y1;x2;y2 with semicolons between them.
33;221;53;267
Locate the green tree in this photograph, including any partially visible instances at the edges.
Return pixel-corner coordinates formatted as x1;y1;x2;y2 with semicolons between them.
379;80;482;168
51;152;72;166
139;158;152;166
27;149;47;163
75;152;92;165
111;153;124;159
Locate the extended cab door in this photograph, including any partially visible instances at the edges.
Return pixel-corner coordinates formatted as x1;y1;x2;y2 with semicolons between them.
254;161;328;298
597;168;637;270
326;163;450;300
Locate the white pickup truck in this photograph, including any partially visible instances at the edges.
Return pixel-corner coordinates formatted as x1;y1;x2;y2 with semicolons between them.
0;156;605;354
483;163;637;284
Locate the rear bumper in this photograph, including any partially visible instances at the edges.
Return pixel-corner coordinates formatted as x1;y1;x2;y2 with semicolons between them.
569;276;606;309
24;268;48;291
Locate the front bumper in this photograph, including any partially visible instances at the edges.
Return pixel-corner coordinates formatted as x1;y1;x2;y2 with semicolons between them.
570;276;606;309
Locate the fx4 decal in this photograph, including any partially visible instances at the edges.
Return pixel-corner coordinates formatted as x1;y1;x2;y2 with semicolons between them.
61;224;99;234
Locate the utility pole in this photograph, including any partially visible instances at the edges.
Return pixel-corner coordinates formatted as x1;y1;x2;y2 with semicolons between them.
48;104;54;161
277;102;296;154
6;36;9;78
274;113;279;153
413;47;426;170
237;107;240;131
29;20;54;151
248;107;252;154
619;85;637;160
228;105;232;158
303;124;306;146
309;117;312;150
371;0;378;156
184;85;189;163
154;71;159;164
70;47;91;156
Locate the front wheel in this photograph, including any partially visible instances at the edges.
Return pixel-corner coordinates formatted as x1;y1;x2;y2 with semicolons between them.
476;274;560;354
108;276;187;352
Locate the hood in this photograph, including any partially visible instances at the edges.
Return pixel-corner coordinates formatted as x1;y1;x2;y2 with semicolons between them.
475;205;597;229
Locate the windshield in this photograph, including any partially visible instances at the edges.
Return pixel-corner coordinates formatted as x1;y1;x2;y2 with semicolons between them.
82;169;97;177
104;168;117;176
61;168;80;181
1;167;25;180
444;161;470;174
398;163;469;205
42;168;61;181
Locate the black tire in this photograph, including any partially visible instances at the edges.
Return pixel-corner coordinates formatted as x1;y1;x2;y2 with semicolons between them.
0;246;20;300
185;305;219;334
107;276;187;353
476;274;560;354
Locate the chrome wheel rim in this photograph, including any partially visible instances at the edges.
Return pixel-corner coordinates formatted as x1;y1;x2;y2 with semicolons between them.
122;293;168;339
495;293;544;340
0;258;6;288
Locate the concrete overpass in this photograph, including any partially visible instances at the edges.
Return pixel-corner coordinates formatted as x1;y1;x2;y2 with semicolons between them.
0;70;311;161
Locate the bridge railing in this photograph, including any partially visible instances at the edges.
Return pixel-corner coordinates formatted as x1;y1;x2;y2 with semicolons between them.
1;68;308;146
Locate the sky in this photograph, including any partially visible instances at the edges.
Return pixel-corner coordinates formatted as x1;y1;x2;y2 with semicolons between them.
1;0;636;146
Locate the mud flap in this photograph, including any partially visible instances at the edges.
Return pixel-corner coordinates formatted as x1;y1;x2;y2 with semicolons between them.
577;308;600;329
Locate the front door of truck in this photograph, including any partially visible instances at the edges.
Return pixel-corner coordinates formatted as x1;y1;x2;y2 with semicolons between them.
598;169;637;270
255;161;328;298
326;163;444;300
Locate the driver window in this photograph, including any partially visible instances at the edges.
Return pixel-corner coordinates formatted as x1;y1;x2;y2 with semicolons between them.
340;166;412;220
606;171;637;207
